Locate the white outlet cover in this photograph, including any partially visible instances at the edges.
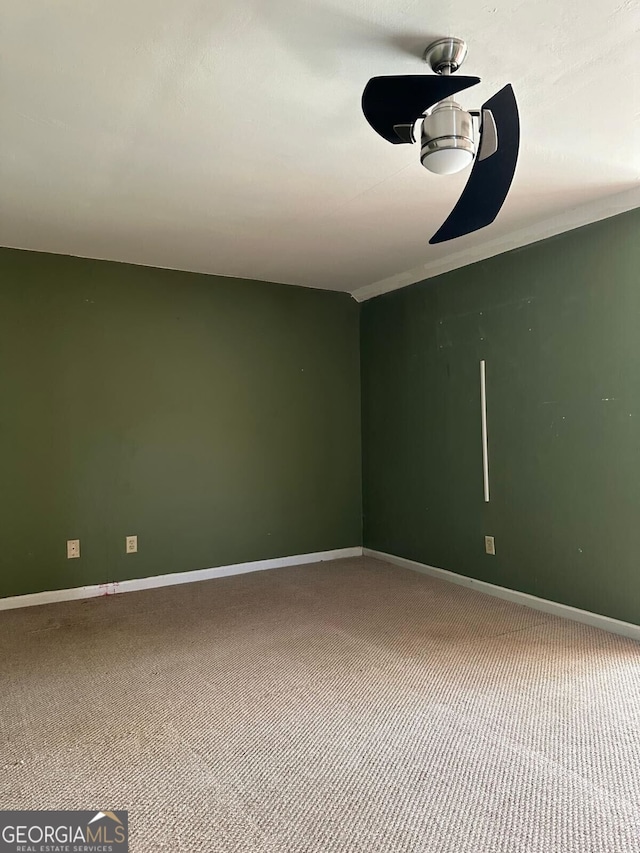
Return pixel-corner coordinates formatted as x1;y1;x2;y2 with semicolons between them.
67;539;80;559
126;535;138;554
485;536;496;556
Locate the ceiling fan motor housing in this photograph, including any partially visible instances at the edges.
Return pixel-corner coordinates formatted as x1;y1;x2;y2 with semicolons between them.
420;100;475;175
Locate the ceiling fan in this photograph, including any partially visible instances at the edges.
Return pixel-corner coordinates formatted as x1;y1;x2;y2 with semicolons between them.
361;37;519;244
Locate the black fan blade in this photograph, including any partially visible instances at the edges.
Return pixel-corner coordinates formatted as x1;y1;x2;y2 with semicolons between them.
362;75;480;144
430;84;519;243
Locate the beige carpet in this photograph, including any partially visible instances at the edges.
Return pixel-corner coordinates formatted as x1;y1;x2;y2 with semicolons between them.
1;556;639;852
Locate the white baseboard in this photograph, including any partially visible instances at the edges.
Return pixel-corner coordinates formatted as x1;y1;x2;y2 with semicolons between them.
0;547;364;612
364;548;640;642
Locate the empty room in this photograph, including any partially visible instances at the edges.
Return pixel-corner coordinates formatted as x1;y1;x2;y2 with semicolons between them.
1;1;639;851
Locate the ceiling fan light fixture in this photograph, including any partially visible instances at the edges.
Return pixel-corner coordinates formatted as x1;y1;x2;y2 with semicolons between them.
361;36;520;240
421;146;474;175
420;100;475;175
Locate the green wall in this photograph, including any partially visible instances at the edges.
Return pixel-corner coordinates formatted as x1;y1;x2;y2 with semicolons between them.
4;208;640;619
361;208;640;625
0;249;361;598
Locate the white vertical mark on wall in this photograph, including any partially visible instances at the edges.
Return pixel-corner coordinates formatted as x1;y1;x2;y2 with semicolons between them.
480;359;490;503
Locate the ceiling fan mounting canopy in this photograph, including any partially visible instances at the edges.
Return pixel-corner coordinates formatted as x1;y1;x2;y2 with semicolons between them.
423;37;468;75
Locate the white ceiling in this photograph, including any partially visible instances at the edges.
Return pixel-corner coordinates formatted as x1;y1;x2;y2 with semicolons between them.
1;0;639;299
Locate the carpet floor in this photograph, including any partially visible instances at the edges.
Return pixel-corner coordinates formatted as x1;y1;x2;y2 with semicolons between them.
1;556;639;852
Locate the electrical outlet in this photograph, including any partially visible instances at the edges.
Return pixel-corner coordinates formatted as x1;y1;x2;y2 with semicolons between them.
67;539;80;559
125;535;138;554
485;535;496;556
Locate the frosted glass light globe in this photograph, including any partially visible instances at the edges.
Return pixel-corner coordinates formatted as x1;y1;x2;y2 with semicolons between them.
422;146;474;175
